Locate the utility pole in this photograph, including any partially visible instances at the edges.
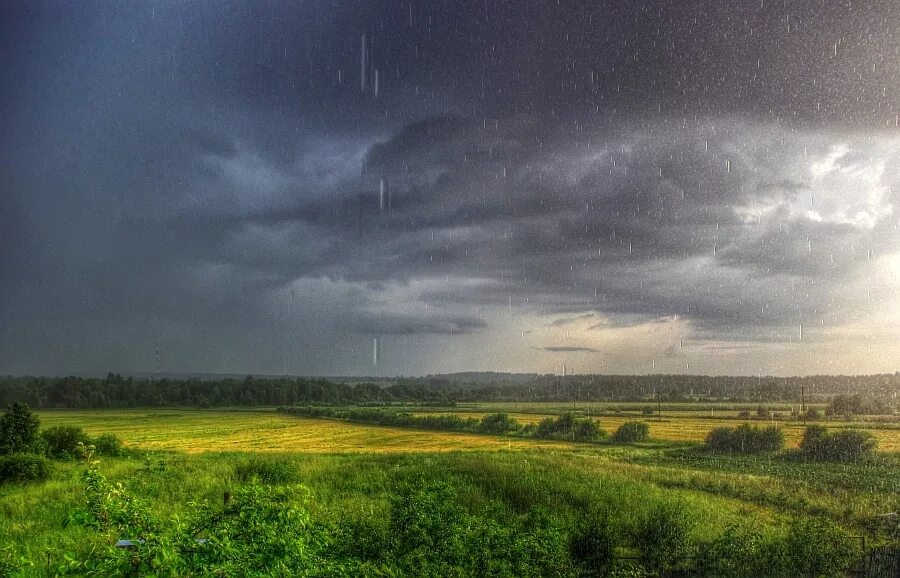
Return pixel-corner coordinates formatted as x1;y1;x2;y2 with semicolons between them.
800;384;806;423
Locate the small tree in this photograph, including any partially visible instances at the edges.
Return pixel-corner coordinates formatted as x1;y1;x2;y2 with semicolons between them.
0;403;41;455
613;421;650;443
799;425;876;463
705;424;784;454
42;426;91;458
477;413;519;435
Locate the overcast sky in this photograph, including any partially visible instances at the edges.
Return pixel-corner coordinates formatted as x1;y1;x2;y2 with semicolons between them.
2;0;899;377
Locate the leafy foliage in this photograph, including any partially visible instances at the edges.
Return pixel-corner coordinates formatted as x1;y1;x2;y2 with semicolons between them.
62;444;335;576
92;433;123;457
612;421;650;443
7;372;896;408
534;413;606;442
570;506;617;575
827;393;889;417
42;425;91;459
704;423;784;454
778;517;861;576
0;403;41;455
634;501;696;572
799;425;877;463
0;453;51;483
477;412;520;435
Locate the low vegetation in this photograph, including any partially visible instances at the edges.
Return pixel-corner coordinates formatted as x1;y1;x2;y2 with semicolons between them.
278;406;607;443
612;420;650;443
704;423;785;454
0;404;896;575
1;447;870;576
0;404;122;483
799;424;877;463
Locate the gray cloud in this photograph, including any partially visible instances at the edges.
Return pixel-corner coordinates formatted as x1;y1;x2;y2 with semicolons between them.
2;1;899;376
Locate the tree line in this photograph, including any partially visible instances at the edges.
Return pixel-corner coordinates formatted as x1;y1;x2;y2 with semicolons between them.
0;372;897;410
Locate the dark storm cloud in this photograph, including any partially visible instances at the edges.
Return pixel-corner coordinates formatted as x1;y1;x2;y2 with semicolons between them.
260;114;899;337
2;0;899;374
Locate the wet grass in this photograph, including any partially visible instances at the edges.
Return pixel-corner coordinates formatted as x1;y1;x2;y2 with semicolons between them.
1;408;896;572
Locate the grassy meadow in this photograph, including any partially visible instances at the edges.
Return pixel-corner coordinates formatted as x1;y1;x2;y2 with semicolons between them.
35;410;571;454
1;406;898;575
414;408;900;451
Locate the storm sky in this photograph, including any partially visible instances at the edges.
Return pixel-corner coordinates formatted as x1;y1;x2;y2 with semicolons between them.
2;0;899;376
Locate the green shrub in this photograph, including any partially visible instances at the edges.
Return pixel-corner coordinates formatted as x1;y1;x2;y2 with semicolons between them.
477;413;520;435
389;477;467;571
779;517;860;576
703;523;771;576
534;413;605;442
234;456;300;485
570;507;617;574
826;393;888;416
704;516;860;575
612;421;650;443
0;403;41;455
799;425;876;463
42;425;91;458
66;454;333;576
635;501;695;572
92;433;123;456
704;424;784;454
802;408;822;420
0;453;51;483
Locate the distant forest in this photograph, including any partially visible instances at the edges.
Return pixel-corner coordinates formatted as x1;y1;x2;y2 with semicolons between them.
0;372;897;409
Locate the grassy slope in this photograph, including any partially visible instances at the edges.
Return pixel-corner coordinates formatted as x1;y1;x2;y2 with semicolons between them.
1;409;897;569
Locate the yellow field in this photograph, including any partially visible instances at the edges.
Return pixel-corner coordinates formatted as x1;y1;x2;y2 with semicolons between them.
37;410;571;454
416;411;900;451
36;408;900;454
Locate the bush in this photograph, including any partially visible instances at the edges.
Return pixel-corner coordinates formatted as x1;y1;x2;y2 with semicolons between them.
534;413;605;442
234;456;300;485
779;517;860;576
612;421;650;443
570;507;617;574
66;455;334;576
642;406;655;416
737;410;751;419
477;413;520;435
826;393;888;416
799;425;876;463
756;405;770;418
0;403;41;455
635;501;695;572
704;523;770;576
0;453;51;483
704;424;784;454
389;477;467;570
93;433;123;456
42;425;91;458
386;478;571;576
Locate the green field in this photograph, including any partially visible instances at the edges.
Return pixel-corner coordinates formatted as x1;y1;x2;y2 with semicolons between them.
414;406;900;451
1;408;898;576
